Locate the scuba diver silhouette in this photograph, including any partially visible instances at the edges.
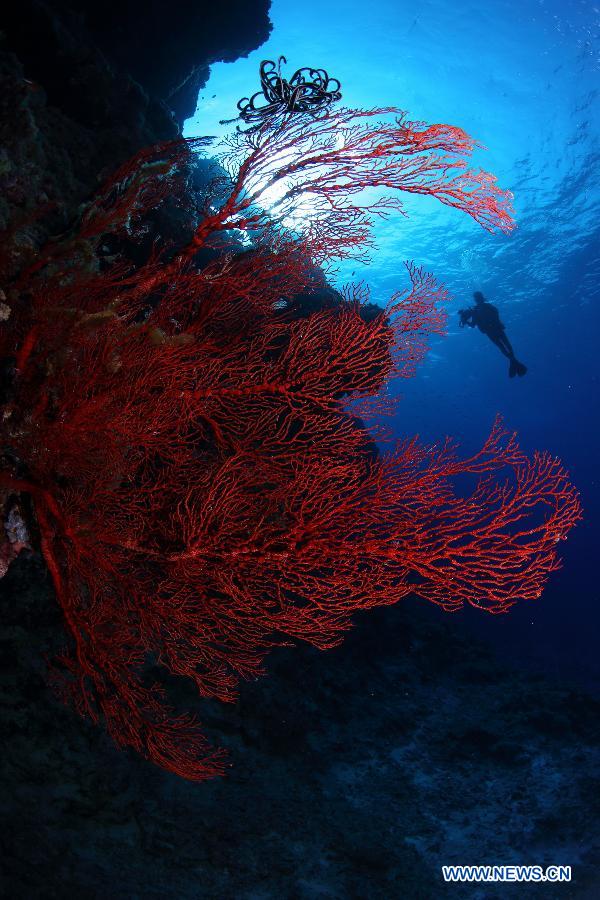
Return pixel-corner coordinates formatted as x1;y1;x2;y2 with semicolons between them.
459;291;527;377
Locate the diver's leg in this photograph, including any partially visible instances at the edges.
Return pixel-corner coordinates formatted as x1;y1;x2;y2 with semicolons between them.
499;333;515;357
484;332;526;377
488;334;512;359
499;333;526;375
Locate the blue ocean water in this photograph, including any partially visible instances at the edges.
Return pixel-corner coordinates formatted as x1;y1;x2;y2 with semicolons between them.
185;0;599;687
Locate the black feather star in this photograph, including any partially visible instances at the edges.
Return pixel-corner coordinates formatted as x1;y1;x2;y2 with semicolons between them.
222;57;342;128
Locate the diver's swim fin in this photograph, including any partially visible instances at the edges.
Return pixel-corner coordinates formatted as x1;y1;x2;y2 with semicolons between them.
509;358;527;378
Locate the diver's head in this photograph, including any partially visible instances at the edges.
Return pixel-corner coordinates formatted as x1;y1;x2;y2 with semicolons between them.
473;291;485;304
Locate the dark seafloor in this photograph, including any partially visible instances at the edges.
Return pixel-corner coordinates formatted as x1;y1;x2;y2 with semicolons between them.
0;3;598;898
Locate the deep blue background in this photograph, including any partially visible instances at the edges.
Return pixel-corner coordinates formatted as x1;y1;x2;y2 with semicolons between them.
185;0;600;689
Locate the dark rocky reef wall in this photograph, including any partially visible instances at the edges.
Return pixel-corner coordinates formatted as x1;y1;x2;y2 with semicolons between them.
66;0;272;125
0;0;271;275
4;0;272;128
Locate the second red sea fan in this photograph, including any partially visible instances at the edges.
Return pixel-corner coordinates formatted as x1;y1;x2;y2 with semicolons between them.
0;106;581;780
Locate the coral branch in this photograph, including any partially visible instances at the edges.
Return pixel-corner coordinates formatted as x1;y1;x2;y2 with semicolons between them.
180;106;514;267
0;102;577;782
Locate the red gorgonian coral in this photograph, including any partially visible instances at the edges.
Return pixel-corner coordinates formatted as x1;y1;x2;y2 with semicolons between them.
0;107;581;780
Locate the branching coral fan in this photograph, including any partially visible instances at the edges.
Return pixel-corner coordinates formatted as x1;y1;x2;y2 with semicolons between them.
0;107;581;780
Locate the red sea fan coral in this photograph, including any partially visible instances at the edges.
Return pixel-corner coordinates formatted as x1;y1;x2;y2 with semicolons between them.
0;107;581;780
